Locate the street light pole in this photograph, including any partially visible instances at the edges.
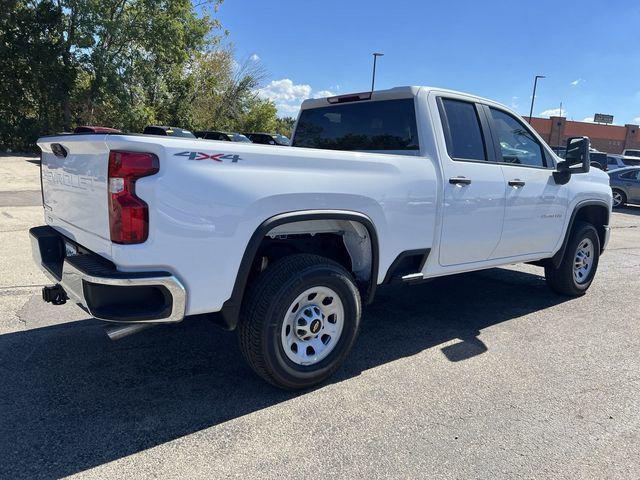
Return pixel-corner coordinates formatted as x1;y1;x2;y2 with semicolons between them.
528;75;546;123
371;52;384;94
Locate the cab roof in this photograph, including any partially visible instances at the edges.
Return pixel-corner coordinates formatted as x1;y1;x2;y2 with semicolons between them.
300;86;498;111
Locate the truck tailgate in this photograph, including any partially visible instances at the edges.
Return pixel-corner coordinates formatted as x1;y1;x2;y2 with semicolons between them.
38;135;112;254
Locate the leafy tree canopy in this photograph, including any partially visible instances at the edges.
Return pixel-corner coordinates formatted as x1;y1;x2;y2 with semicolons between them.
1;0;288;151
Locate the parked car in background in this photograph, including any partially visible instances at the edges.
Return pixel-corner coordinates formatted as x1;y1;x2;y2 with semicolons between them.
143;126;196;138
607;154;627;170
609;166;640;207
622;148;640;159
557;146;606;170
245;132;290;146
589;151;608;171
620;154;640;166
73;126;122;134
194;131;252;142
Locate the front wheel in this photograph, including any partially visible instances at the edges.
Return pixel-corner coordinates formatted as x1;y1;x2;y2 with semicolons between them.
545;221;600;296
238;254;361;389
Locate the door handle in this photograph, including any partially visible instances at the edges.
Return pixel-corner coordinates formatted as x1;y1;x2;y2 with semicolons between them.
449;177;472;186
508;179;526;187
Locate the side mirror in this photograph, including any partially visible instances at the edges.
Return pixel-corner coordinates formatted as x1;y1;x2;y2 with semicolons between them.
553;136;590;184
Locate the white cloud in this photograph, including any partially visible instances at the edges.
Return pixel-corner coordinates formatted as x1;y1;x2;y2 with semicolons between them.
257;79;311;103
249;53;260;61
634;116;640;124
510;96;519;109
570;78;584;87
257;78;334;117
581;116;595;123
538;108;566;118
313;90;335;99
276;104;304;115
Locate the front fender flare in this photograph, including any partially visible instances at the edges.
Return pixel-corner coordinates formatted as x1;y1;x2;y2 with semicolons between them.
552;200;610;268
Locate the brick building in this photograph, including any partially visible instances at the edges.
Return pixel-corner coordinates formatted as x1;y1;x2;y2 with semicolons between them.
529;116;640;154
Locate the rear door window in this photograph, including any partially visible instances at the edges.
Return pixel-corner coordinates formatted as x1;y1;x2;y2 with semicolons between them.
438;98;486;161
292;99;419;151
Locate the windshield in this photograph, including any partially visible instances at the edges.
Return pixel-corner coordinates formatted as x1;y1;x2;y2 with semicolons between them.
232;134;251;142
292;98;419;151
167;128;196;138
274;134;290;145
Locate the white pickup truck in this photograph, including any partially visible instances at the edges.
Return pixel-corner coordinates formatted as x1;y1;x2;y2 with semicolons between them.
31;86;612;389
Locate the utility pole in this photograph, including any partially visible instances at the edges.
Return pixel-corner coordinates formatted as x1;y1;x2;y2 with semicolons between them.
371;53;384;94
528;75;546;123
557;101;563;148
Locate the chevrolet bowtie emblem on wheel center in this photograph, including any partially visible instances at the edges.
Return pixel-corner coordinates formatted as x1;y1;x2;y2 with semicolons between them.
310;319;322;334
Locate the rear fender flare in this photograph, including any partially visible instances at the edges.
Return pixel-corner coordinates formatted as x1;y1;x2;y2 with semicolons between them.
218;210;380;330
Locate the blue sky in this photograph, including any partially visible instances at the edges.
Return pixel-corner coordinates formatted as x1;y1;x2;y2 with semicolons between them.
218;0;640;124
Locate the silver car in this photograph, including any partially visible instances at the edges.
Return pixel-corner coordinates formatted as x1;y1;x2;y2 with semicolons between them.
609;166;640;207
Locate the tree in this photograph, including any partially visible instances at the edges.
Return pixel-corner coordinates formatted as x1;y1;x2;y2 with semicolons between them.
190;49;280;133
238;99;277;133
0;0;223;151
1;0;286;151
275;116;296;138
0;1;72;150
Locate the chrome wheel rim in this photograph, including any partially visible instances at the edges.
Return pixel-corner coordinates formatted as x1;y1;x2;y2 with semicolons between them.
573;238;595;284
281;286;344;366
612;191;623;207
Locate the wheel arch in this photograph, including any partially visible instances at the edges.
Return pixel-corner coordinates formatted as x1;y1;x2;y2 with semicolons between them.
214;210;380;330
552;200;610;268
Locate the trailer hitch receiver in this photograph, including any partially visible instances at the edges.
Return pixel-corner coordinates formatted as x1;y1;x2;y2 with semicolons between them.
42;284;68;305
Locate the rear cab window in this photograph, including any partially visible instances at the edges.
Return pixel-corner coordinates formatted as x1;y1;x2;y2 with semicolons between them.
292;98;419;152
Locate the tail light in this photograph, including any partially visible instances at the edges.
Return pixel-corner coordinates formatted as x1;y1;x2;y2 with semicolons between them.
108;151;159;244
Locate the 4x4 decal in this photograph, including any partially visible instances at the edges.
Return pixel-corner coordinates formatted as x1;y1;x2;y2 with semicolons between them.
175;151;242;163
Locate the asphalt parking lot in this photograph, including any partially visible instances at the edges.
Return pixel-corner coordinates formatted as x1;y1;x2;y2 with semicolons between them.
0;154;638;479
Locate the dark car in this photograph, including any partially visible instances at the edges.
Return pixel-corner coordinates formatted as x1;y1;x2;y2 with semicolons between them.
589;151;608;171
143;126;196;138
244;132;290;146
73;126;122;134
609;166;640;207
194;131;252;143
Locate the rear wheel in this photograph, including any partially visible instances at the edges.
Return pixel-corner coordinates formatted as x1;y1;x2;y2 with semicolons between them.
238;254;361;389
545;221;600;296
612;189;626;208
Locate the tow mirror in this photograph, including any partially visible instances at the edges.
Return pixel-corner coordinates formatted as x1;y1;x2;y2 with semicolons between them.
553;136;590;185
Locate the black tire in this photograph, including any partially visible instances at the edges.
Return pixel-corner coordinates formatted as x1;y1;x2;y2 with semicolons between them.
612;189;626;208
238;254;361;390
545;221;600;296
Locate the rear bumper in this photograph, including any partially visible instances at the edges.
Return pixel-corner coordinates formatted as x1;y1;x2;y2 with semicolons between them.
29;225;186;323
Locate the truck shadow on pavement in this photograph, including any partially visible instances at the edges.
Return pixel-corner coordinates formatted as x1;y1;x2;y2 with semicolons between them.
0;267;570;479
